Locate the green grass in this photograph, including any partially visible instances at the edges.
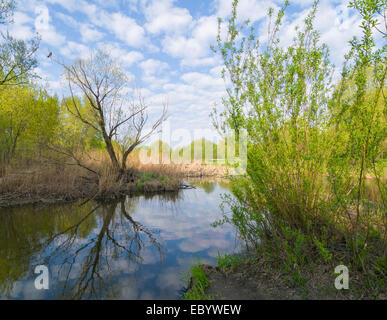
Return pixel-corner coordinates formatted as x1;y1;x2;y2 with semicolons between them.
182;263;212;300
136;181;144;192
217;252;243;271
140;172;155;182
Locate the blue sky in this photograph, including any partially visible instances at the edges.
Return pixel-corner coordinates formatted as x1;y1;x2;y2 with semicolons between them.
2;0;377;146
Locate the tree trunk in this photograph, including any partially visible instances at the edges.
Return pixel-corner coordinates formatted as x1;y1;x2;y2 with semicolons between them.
101;130;120;172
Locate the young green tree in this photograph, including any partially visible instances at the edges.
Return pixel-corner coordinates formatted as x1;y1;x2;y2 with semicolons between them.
329;0;386;259
213;0;337;238
213;0;386;279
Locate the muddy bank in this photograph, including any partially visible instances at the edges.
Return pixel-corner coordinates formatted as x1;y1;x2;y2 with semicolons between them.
199;263;306;300
197;256;386;300
0;184;182;209
0;174;183;209
0;164;232;209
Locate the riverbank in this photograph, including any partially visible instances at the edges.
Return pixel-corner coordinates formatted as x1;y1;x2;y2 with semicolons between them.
0;172;178;209
185;251;386;300
0;163;230;208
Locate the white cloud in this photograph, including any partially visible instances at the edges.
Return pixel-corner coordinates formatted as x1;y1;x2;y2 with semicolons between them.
315;1;363;67
108;12;146;48
98;42;144;67
44;0;79;12
5;11;35;40
34;5;66;47
162;15;219;67
181;72;224;90
42;0;150;49
60;41;91;60
144;0;193;35
140;59;169;76
55;12;79;27
215;0;279;23
80;24;105;43
133;69;228;133
138;59;170;89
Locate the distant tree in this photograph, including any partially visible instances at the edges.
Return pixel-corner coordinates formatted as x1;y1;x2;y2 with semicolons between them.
149;140;171;164
0;85;59;160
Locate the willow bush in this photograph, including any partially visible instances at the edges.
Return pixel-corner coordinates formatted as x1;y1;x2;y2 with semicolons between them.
213;0;386;281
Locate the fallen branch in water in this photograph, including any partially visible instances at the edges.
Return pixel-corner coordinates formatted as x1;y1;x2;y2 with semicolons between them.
179;183;196;190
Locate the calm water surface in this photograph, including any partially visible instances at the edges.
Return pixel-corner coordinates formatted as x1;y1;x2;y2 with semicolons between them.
0;180;240;299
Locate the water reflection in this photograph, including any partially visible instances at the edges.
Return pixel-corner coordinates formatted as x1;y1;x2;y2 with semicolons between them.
0;180;238;299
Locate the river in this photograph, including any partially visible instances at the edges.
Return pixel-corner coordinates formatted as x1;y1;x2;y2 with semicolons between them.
0;179;240;299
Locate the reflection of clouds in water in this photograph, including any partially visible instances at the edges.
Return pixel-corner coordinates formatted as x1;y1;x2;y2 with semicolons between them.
52;263;82;281
139;290;155;300
156;267;184;292
110;259;137;275
132;186;234;245
9;280;23;298
136;187;228;218
53;233;92;249
141;247;162;265
178;235;230;253
117;278;139;299
176;255;197;267
22;280;46;299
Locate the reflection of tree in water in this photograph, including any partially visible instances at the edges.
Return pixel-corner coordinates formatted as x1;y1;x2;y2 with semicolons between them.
0;197;164;299
41;199;163;299
0;202;97;297
190;180;216;194
189;178;232;193
142;191;180;202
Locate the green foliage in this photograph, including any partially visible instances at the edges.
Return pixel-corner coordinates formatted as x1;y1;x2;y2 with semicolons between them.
0;0;15;24
281;227;309;269
137;181;144;192
329;0;386;265
173;138;218;163
0;85;60;161
0;32;39;86
213;0;336;238
313;237;333;262
0;1;39;86
182;263;212;300
57;96;105;152
217;252;243;271
212;0;386;291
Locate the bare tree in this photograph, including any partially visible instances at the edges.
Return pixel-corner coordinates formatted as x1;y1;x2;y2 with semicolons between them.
60;50;167;176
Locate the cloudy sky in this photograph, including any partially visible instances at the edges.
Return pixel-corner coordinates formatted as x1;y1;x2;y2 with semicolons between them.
2;0;376;146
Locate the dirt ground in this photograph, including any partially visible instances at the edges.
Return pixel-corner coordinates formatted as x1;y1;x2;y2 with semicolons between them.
202;264;302;300
201;259;386;300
